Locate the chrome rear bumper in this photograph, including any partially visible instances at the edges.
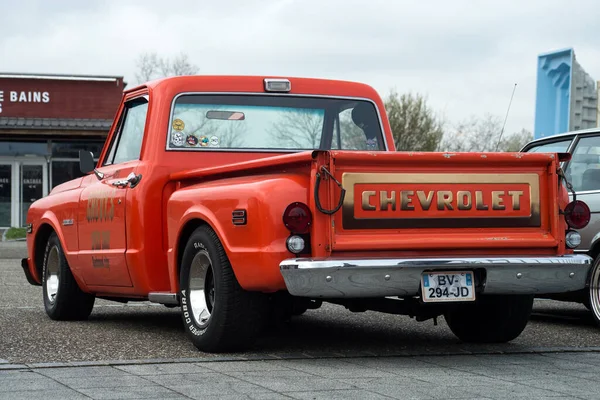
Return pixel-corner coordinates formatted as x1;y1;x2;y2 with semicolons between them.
279;255;593;298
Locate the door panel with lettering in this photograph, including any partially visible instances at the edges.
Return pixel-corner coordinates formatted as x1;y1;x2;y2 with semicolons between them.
76;96;148;287
77;164;135;287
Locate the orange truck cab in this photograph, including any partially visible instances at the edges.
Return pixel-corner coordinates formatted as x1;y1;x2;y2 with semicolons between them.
22;76;593;352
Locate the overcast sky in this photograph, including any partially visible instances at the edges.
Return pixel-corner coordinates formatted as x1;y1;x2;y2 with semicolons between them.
1;0;599;136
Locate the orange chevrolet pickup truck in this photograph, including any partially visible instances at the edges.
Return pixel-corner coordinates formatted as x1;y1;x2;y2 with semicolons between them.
22;76;593;352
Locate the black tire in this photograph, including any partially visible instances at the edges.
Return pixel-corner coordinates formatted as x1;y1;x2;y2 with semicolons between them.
42;232;95;320
587;257;600;326
444;294;533;343
179;226;268;352
290;304;309;317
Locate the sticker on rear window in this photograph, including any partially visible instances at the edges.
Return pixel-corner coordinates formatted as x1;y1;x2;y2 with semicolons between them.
199;136;209;147
186;135;198;146
171;132;185;147
172;119;185;131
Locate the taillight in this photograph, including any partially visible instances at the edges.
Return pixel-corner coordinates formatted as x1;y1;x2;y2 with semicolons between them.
564;200;590;229
283;202;312;234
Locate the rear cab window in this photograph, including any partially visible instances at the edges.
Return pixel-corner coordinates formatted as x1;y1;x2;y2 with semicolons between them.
166;95;385;151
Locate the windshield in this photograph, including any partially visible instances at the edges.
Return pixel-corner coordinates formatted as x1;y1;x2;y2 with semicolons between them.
524;139;572;153
167;94;385;151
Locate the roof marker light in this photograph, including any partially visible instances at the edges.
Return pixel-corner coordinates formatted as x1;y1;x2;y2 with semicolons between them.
264;78;291;92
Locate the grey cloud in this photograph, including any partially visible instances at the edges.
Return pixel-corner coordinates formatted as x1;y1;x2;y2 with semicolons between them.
0;0;598;137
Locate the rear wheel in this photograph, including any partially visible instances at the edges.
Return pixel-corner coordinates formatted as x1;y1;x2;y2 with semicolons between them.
444;294;533;343
179;226;268;352
42;232;95;320
588;258;600;326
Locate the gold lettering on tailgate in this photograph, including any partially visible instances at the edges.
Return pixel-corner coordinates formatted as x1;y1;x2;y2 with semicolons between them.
508;190;523;210
379;190;396;211
361;191;376;210
475;191;488;210
437;191;453;210
457;191;472;210
417;190;434;210
341;172;541;230
400;190;415;211
492;191;505;210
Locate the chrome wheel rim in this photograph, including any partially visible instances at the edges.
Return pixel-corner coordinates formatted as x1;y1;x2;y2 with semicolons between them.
188;250;214;328
45;245;60;304
590;262;600;322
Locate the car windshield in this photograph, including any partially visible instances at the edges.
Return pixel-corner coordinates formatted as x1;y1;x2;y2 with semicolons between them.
167;94;384;151
524;139;572;153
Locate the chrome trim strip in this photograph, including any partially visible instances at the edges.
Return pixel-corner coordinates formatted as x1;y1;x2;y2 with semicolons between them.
570;190;600;196
165;91;389;152
148;292;179;305
279;255;592;298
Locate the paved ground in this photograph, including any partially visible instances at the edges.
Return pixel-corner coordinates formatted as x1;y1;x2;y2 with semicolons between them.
2;352;600;399
3;246;600;399
0;241;27;259
2;255;600;364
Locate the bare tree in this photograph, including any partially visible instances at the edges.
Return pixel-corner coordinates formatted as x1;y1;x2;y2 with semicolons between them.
440;114;501;152
337;113;370;150
218;122;247;148
385;90;444;151
271;110;324;148
440;114;533;152
134;52;198;84
170;53;198;76
134;52;160;84
497;129;533;152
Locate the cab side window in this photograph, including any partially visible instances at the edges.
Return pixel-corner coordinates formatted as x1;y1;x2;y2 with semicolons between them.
104;97;149;166
566;135;600;192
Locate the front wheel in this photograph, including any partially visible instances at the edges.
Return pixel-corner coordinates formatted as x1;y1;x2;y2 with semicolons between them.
444;294;533;343
588;258;600;326
42;232;95;320
179;226;268;352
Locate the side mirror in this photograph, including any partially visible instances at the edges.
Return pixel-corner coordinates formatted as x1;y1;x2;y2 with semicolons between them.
79;150;104;180
79;150;95;174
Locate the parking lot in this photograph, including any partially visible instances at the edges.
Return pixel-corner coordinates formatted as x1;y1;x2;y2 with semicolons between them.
2;256;600;364
3;254;600;399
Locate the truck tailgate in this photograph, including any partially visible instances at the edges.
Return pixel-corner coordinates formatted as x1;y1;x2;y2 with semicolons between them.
311;151;562;255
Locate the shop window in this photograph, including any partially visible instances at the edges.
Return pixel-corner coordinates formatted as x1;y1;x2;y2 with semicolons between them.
0;142;49;156
51;141;104;159
0;165;11;227
51;160;84;189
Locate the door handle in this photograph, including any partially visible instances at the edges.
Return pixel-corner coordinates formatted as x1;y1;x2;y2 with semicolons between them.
111;172;142;189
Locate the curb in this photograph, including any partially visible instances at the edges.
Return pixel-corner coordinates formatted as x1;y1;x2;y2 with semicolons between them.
2;346;600;370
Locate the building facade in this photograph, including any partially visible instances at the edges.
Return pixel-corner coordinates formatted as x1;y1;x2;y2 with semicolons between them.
0;73;124;228
534;48;598;139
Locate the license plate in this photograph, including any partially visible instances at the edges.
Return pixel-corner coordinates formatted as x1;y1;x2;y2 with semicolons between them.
421;271;475;302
